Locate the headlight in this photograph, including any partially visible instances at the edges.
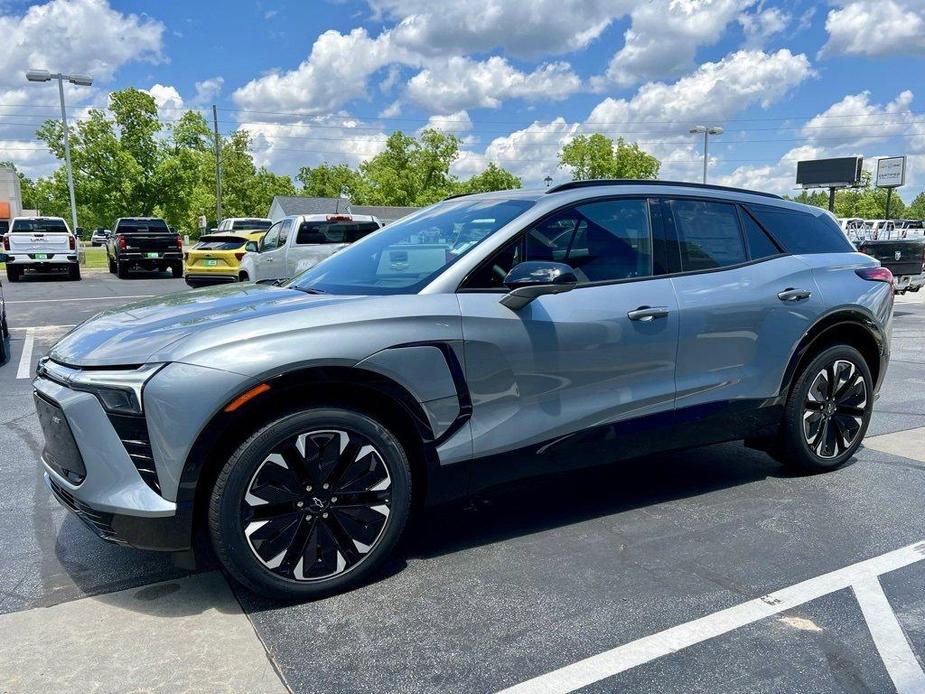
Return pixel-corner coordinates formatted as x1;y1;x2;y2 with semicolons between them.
37;359;163;415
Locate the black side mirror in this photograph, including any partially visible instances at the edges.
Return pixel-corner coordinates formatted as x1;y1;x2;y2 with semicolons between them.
0;252;9;264
500;261;578;310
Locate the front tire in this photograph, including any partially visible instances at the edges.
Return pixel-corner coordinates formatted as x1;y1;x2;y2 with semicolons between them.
778;345;872;473
209;408;412;599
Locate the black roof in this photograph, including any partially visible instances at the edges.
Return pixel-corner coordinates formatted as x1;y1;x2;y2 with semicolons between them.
545;179;782;200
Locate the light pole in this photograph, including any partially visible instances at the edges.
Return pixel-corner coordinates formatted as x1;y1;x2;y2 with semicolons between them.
26;69;93;235
690;125;723;184
544;175;553;188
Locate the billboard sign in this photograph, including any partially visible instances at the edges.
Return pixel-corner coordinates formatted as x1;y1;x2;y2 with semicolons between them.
796;157;863;188
875;156;905;188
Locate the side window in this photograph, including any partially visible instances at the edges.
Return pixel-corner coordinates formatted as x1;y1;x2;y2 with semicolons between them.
261;222;281;251
740;208;781;259
670;200;746;271
462;198;653;289
747;206;854;254
278;219;293;247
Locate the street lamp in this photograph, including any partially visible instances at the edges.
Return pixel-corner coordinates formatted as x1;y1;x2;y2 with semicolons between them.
690;125;723;184
26;69;93;235
544;175;553;188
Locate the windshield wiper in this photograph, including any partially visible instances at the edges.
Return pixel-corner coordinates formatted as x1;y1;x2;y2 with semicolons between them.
291;285;327;294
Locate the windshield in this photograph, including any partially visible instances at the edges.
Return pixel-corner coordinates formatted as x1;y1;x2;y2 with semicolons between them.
231;219;271;231
288;198;534;295
11;218;69;233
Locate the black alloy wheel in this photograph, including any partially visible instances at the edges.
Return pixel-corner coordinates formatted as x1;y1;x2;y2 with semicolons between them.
210;408;411;599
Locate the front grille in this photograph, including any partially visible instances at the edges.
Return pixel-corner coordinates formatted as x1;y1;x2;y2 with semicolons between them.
107;413;161;494
47;476;123;544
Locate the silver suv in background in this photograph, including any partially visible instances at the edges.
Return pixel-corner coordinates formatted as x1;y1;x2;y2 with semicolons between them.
3;216;80;281
238;213;382;283
35;180;892;599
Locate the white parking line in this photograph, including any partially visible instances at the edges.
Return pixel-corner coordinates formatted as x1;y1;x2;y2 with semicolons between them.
854;576;925;693
5;294;153;304
499;541;925;694
15;328;34;380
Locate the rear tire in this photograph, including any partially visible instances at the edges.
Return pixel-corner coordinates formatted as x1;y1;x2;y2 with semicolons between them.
776;345;872;473
116;261;128;279
5;266;20;282
239;272;249;283
108;256;116;273
170;262;183;278
69;263;81;281
208;407;412;600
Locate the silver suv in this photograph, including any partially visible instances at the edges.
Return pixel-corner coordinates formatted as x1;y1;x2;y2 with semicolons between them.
34;181;893;599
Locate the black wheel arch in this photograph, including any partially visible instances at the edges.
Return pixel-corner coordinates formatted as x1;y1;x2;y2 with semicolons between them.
779;308;886;400
178;363;463;550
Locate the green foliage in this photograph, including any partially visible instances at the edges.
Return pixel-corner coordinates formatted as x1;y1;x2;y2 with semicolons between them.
786;174;908;220
459;163;522;194
297;163;364;199
30;89;296;233
558;133;660;181
908;192;925;219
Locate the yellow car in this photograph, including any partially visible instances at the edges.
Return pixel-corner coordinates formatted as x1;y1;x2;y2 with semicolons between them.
184;230;266;287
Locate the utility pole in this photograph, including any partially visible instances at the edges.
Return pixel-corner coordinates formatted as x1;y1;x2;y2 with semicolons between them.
26;70;93;234
212;104;223;224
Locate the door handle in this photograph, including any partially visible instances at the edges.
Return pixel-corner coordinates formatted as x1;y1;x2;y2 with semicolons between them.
627;306;669;321
777;288;812;302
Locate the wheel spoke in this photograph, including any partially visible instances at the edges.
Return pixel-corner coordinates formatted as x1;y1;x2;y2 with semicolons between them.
280;516;316;574
248;502;299;522
332;490;390;508
323;513;362;566
323;440;361;489
837;404;865;417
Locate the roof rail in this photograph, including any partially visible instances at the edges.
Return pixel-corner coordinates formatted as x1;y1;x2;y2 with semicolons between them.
443;191;476;201
545;179;782;200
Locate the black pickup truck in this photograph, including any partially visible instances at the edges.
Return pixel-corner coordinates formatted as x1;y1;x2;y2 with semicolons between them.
857;236;925;294
107;217;183;279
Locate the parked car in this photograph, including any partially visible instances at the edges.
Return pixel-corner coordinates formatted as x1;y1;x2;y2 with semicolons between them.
35;180;892;599
106;217;183;279
184;230;268;287
2;216;80;281
857;235;925;293
217;218;273;233
238;213;382;283
0;252;8;364
90;227;110;246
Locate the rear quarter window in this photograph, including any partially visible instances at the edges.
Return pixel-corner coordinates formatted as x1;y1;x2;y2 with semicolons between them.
747;206;854;254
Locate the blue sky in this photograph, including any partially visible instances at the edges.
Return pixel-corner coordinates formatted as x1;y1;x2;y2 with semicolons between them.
2;0;925;201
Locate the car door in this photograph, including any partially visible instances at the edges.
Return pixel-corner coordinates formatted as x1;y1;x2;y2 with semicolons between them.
457;197;679;487
255;220;288;281
665;198;826;424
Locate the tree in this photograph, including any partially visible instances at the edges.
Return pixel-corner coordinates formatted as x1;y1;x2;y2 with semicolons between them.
908;192;925;219
297;163;364;200
558;133;660;181
459;163;521;194
360;129;460;206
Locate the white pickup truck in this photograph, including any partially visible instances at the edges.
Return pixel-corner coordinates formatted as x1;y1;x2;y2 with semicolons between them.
238;213;382;283
2;216;80;281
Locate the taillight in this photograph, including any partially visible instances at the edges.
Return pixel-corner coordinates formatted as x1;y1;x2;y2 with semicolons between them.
856;267;894;284
117;234;126;250
68;234;76;250
176;236;183;251
2;235;8;251
234;252;246;261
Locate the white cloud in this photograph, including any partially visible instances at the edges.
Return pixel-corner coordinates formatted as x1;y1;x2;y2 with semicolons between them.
232;28;414;115
422;110;473;134
739;5;790;47
369;0;632;58
800;90;922;150
146;83;183;111
820;0;925;58
0;0;165;177
474;118;581;184
193;76;224;105
405;57;581;113
598;0;756;88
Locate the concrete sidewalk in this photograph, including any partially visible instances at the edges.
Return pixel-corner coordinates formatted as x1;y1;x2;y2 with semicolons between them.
0;571;288;693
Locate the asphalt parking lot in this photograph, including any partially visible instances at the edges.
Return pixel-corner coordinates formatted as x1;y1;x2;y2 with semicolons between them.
2;270;925;693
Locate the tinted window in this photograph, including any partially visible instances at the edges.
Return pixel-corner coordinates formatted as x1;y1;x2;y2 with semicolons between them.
115;219;169;234
465;199;653;288
261;222;282;250
195;236;247;250
278;219;293;246
296;221;381;245
747;206;854;254
740;209;781;259
671;200;746;271
231;219;271;231
11;218;69;233
289;198;534;295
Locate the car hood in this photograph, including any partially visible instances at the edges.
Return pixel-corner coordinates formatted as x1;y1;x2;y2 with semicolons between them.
49;283;364;367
